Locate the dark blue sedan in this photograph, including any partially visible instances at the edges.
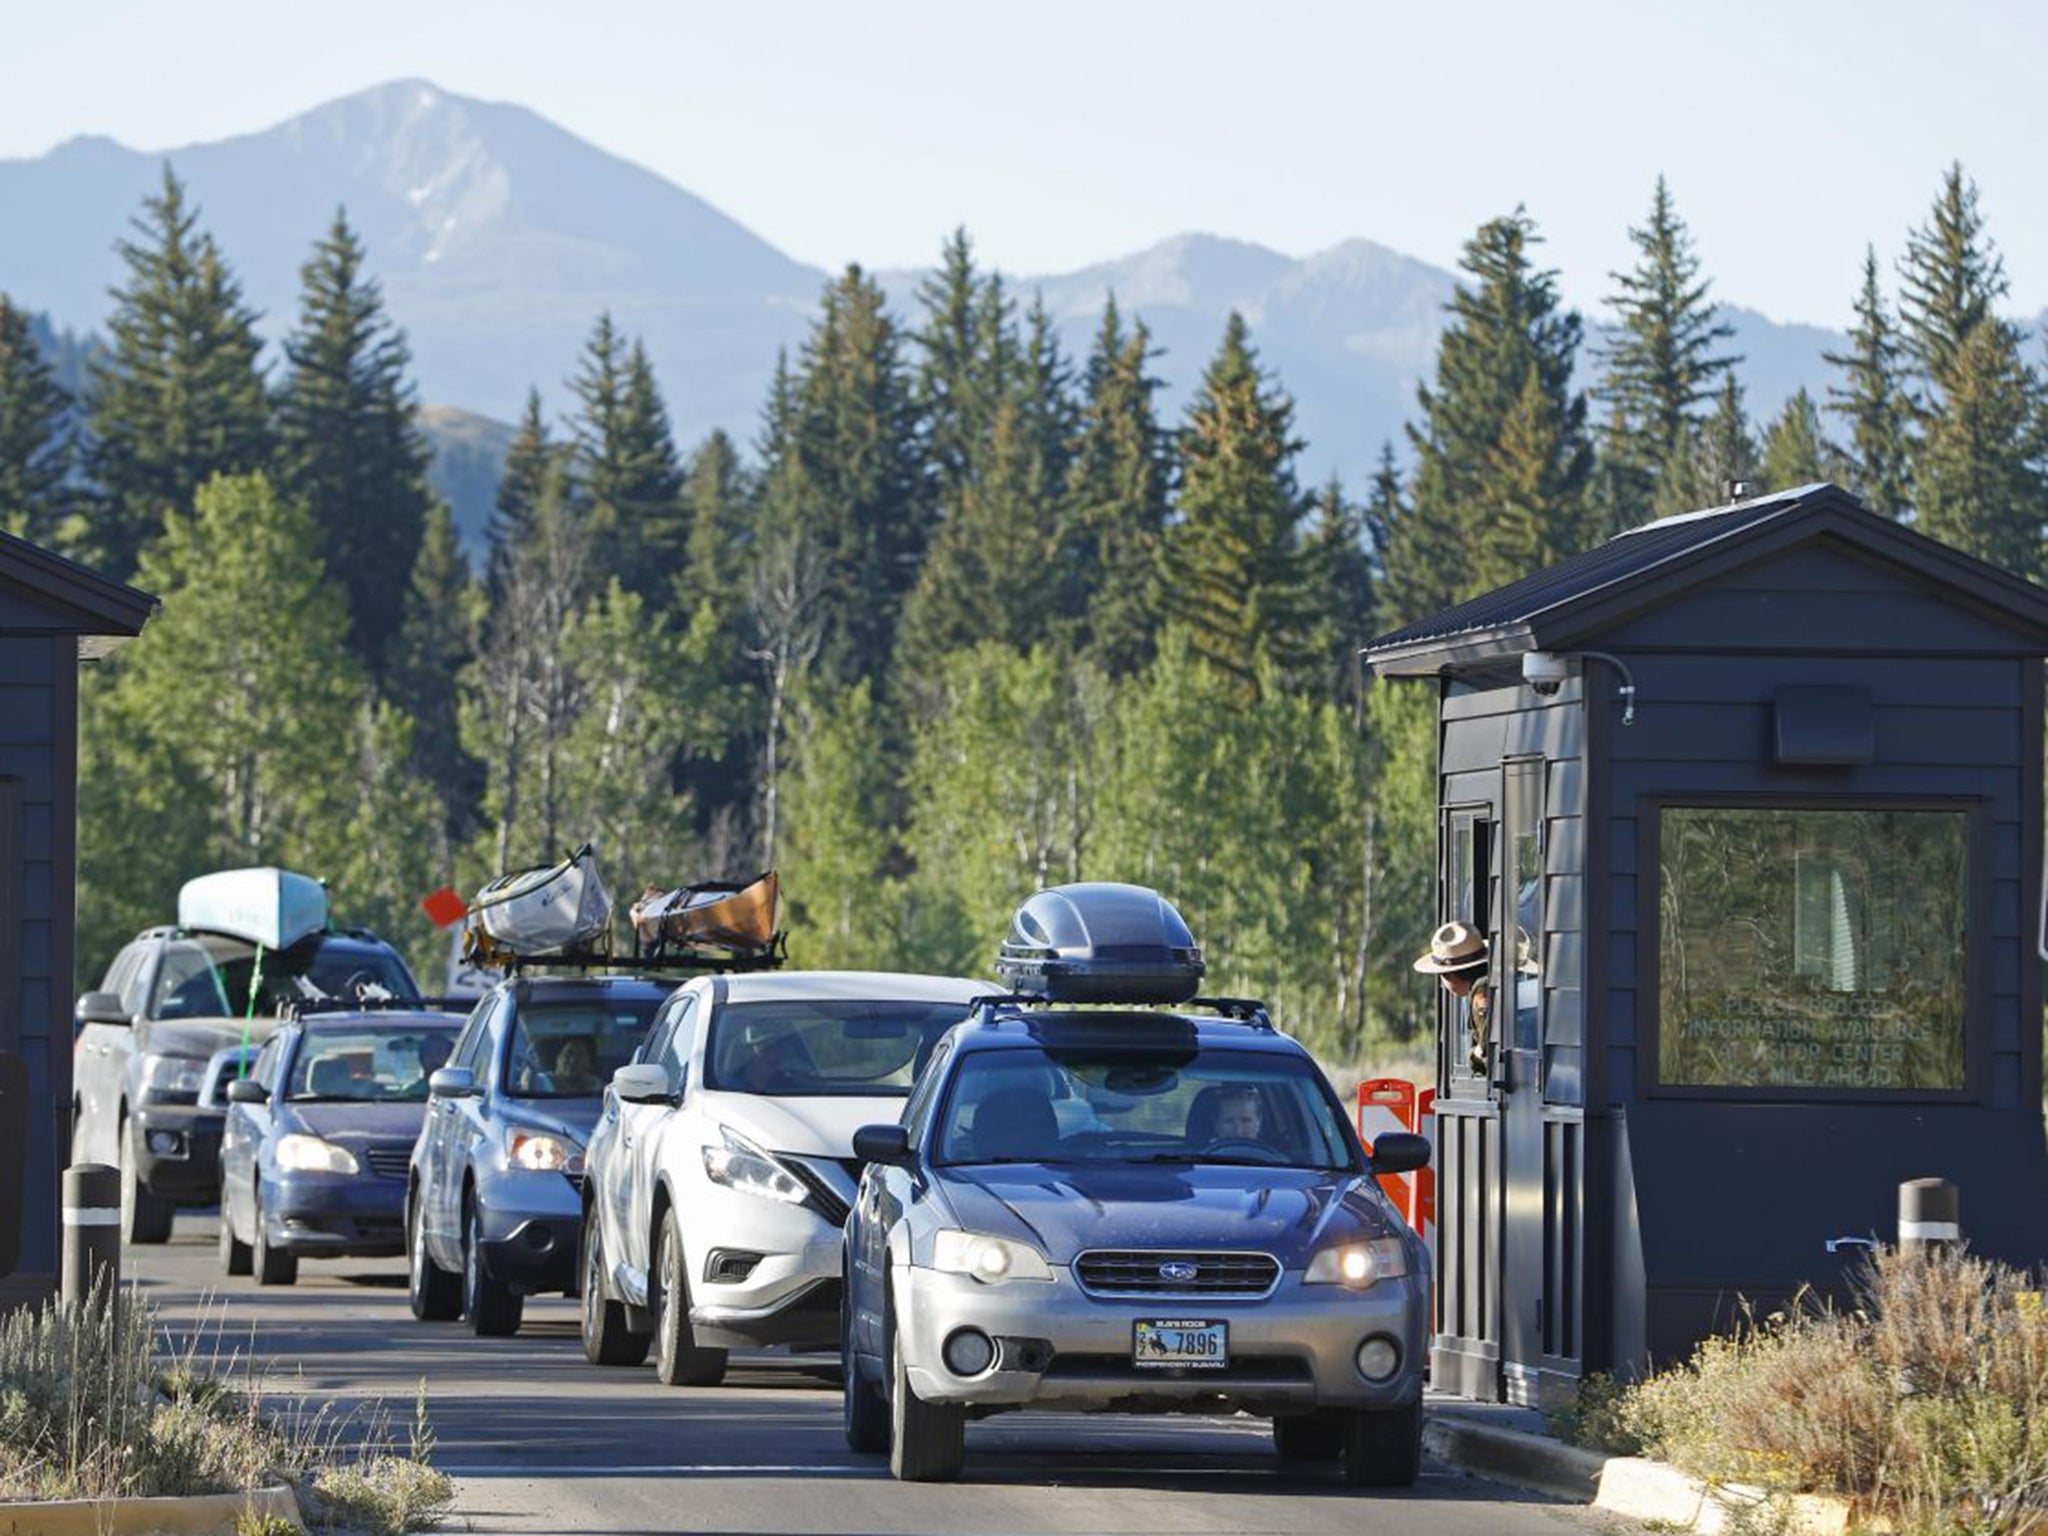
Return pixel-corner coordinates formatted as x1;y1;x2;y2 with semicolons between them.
218;1010;463;1285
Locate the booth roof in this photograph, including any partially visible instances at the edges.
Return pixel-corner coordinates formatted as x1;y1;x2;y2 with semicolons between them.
0;528;158;656
1362;481;2048;677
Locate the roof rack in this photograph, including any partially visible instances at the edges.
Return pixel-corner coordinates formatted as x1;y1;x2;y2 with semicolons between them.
504;936;787;977
279;995;478;1021
966;992;1274;1031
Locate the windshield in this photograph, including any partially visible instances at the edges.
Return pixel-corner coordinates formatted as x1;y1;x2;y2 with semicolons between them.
934;1045;1359;1171
287;1025;456;1102
505;996;661;1098
704;999;971;1097
177;935;420;1017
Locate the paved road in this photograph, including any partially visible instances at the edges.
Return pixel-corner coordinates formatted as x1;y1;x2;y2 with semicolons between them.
126;1218;1606;1536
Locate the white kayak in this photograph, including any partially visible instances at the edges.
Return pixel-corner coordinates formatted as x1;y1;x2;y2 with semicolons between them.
177;867;329;951
468;845;613;961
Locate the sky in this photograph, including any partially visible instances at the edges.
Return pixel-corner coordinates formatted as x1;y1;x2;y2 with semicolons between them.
5;0;2045;330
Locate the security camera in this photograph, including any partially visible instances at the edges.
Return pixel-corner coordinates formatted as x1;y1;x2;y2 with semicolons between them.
1522;651;1568;696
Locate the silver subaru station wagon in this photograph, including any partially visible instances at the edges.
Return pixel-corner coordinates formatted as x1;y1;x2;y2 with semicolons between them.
841;884;1432;1486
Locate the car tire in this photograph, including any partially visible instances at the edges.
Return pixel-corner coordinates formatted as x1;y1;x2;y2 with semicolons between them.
1340;1400;1423;1488
408;1194;462;1322
464;1200;524;1337
888;1311;964;1482
842;1277;889;1454
216;1183;252;1278
252;1188;298;1287
581;1205;650;1367
651;1208;726;1387
119;1123;174;1245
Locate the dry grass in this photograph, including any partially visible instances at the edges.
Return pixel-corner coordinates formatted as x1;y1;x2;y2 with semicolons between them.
0;1284;452;1532
1577;1247;2048;1534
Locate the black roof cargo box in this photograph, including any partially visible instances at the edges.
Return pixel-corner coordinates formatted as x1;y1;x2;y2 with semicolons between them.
996;883;1205;1005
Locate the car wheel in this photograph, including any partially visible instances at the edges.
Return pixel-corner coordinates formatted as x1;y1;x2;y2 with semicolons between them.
651;1208;726;1387
581;1204;650;1366
251;1187;298;1287
408;1193;462;1321
216;1182;251;1277
1340;1400;1423;1488
887;1307;964;1482
842;1274;889;1454
119;1123;174;1245
464;1200;524;1337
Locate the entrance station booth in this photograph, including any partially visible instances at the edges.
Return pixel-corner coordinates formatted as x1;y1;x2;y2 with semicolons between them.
1362;483;2048;1405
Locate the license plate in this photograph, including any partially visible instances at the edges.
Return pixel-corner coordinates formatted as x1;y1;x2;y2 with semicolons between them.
1133;1318;1228;1369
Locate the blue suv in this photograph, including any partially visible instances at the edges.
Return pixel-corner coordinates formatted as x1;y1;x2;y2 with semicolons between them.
407;974;668;1335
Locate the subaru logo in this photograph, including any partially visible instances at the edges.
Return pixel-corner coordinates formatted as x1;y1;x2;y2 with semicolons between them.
1158;1261;1199;1284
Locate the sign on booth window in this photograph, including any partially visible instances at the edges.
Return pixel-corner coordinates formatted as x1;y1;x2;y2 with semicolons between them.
1656;806;1969;1094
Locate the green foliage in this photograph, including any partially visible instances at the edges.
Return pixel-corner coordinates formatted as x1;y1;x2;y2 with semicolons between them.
0;294;72;543
780;679;909;967
1157;313;1317;694
1824;248;1914;519
570;316;687;602
1897;166;2048;578
83;166;271;579
1596;177;1738;521
1360;679;1439;1041
388;502;484;862
277;210;433;678
1659;373;1759;513
1396;210;1592;611
488;389;555;598
1758;387;1834;492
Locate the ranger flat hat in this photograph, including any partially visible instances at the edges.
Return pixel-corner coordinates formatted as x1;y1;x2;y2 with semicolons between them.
1413;920;1489;974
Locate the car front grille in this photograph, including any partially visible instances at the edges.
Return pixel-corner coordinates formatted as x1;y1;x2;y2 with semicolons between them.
363;1147;411;1180
1075;1250;1282;1297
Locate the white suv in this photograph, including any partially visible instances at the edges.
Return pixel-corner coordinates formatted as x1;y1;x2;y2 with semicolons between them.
578;970;985;1385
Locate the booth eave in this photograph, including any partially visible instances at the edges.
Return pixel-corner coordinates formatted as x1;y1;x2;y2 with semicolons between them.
1360;482;2048;679
0;529;159;654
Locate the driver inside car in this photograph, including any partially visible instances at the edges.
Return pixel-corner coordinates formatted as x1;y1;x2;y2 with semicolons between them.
1186;1084;1275;1153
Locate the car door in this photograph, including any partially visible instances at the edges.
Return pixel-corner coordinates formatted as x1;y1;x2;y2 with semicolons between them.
852;1039;950;1361
426;993;498;1264
80;941;154;1165
632;993;700;1268
225;1033;287;1238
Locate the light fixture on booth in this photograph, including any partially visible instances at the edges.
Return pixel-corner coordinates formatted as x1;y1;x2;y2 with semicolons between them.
1522;650;1638;726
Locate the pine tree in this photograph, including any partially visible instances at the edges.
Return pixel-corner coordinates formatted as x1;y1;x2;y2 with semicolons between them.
1399;210;1591;614
1825;249;1914;519
388;502;482;864
913;230;987;508
488;390;554;599
0;295;72;544
1064;298;1172;674
1595;178;1738;522
277;210;433;678
569;317;686;602
1302;475;1375;708
85;166;271;579
1157;312;1314;694
1896;165;2048;575
1760;387;1833;491
680;429;752;621
1660;374;1760;511
792;266;926;685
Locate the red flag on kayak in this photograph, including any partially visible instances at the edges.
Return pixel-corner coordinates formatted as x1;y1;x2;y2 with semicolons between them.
420;886;468;928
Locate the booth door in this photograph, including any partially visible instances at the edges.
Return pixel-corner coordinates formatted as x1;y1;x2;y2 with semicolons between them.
1431;799;1502;1399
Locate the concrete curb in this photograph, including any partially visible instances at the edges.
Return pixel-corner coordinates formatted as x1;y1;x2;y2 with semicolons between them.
1425;1412;1857;1534
0;1483;302;1535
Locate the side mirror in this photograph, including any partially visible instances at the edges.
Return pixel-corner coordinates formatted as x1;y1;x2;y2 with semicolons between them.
853;1124;913;1167
1368;1131;1431;1177
428;1067;477;1099
612;1063;673;1105
225;1077;269;1105
76;992;131;1027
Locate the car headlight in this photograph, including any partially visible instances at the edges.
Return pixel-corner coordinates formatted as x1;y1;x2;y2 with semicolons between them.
1305;1236;1408;1290
701;1125;808;1205
139;1054;207;1101
931;1229;1055;1284
509;1132;581;1173
274;1134;359;1175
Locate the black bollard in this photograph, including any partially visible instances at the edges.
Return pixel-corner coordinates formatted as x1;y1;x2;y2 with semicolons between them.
61;1163;120;1308
1898;1177;1960;1256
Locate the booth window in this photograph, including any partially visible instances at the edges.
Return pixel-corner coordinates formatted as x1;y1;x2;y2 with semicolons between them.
1655;806;1970;1095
